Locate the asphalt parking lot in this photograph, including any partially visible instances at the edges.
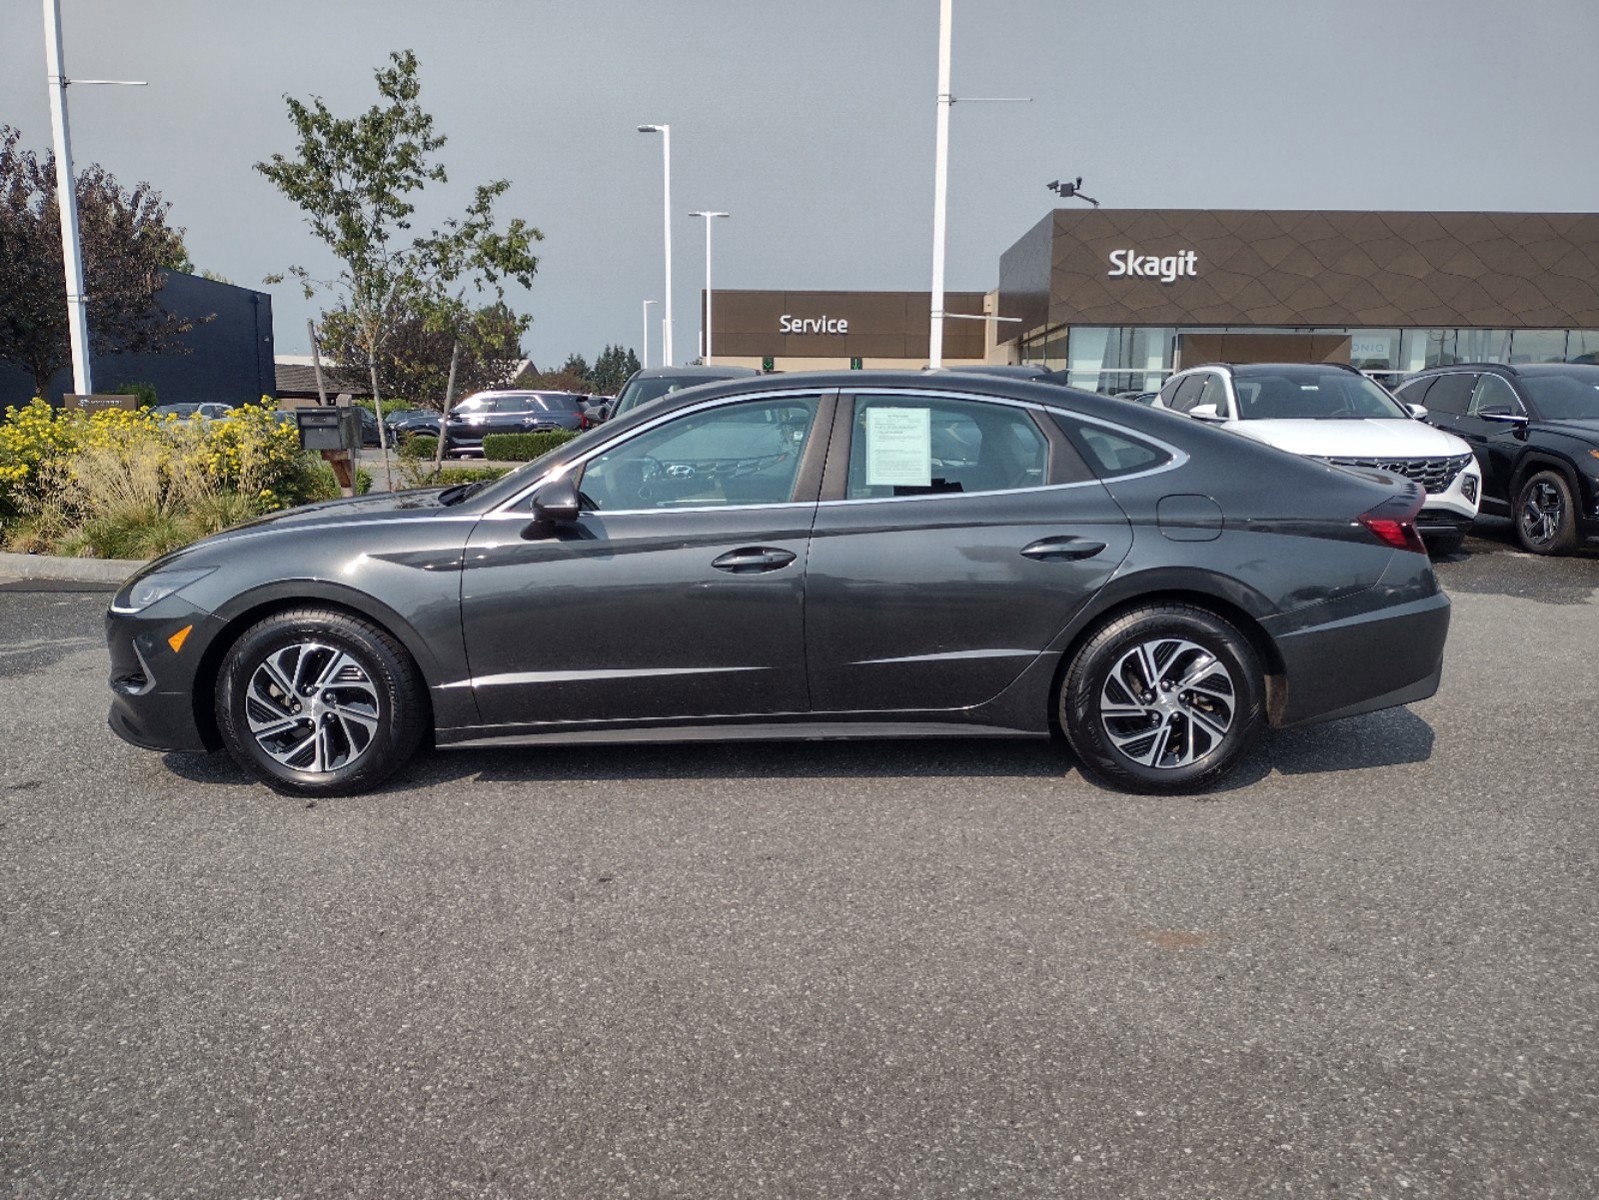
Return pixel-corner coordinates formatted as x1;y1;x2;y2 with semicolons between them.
2;521;1596;1199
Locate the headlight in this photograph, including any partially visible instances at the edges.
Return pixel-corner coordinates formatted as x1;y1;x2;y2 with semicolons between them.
111;566;216;614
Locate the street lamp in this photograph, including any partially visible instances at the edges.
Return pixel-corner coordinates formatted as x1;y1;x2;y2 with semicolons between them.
925;0;1028;368
687;211;729;361
641;299;656;369
41;0;146;397
637;124;674;366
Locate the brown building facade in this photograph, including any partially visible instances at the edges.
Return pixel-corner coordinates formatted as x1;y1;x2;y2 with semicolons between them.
997;209;1599;392
704;289;989;371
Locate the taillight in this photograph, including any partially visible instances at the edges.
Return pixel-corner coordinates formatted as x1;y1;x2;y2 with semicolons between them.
1358;486;1427;553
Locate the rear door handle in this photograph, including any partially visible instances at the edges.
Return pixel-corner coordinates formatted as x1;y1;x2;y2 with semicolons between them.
712;546;797;573
1020;536;1106;562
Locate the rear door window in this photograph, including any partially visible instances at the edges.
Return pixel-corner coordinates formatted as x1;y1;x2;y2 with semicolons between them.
1167;375;1207;413
844;396;1051;499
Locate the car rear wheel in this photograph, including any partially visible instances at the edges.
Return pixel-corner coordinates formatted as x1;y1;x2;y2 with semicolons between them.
1059;604;1264;795
1514;470;1577;555
215;608;427;797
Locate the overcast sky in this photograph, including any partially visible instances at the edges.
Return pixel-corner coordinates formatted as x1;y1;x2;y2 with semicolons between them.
4;0;1597;369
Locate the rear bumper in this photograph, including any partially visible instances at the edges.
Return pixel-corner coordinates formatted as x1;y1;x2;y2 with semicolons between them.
1267;557;1451;729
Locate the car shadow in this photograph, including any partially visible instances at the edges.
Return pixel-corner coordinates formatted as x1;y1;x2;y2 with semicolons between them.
159;706;1437;798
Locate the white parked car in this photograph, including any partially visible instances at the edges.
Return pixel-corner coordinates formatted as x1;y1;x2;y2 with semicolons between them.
1152;363;1481;554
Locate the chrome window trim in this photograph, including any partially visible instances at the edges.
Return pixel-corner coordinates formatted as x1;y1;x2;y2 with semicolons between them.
493;387;834;514
491;383;1189;514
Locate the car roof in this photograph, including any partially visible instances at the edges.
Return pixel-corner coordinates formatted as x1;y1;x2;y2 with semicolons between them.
630;365;761;380
599;368;1146;430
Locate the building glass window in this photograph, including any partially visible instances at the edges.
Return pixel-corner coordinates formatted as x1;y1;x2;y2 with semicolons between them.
1454;329;1513;363
1508;330;1566;363
1564;331;1599;364
1350;330;1400;371
1399;329;1455;372
1063;326;1174;393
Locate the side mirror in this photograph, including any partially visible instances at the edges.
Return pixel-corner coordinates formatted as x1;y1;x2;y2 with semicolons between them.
1190;403;1222;421
526;475;581;529
1406;403;1429;420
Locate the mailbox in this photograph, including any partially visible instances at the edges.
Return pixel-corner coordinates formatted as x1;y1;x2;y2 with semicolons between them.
296;406;363;452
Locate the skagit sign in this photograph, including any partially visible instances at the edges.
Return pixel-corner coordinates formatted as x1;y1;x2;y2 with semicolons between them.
1106;248;1199;284
779;314;850;335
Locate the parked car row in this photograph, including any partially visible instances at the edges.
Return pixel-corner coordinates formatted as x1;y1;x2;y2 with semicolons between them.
1143;360;1599;556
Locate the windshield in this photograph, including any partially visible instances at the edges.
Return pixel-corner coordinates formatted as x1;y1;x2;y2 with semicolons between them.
613;375;712;417
1519;371;1599;420
1232;368;1407;420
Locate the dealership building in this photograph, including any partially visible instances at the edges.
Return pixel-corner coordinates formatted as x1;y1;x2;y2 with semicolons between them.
705;209;1599;393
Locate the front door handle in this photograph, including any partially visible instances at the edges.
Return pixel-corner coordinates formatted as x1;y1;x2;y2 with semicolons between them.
1021;536;1106;562
712;546;797;573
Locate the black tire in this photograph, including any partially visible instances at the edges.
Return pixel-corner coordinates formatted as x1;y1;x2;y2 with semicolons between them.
1058;604;1264;795
1514;470;1578;555
215;607;427;797
1424;530;1467;558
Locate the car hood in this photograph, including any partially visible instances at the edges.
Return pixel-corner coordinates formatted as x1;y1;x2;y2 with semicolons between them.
1229;418;1471;458
196;488;455;543
1537;417;1599;442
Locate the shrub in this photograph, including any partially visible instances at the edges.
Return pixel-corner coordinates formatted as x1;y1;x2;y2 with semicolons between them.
0;397;365;556
114;381;159;407
399;434;437;460
481;430;579;461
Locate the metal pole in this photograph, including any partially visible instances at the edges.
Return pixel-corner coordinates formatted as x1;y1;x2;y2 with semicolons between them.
660;127;674;366
642;299;655;369
689;212;729;362
42;0;91;396
928;0;954;369
307;319;330;407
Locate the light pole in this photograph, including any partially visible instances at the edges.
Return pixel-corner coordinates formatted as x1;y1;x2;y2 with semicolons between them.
688;211;729;361
637;124;674;366
641;299;656;369
925;0;1028;368
41;0;145;397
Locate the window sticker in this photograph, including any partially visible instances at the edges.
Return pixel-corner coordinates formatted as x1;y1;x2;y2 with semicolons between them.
864;406;932;487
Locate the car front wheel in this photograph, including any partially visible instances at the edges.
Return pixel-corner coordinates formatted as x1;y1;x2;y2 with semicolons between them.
1059;604;1264;795
1514;470;1578;555
215;608;427;797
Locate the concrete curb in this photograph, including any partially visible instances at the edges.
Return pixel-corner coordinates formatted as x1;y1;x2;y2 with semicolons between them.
0;551;147;584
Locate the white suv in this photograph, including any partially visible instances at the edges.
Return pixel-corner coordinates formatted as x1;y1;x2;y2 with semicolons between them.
1152;363;1481;553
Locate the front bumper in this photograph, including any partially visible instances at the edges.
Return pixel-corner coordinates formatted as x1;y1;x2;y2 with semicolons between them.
106;603;219;754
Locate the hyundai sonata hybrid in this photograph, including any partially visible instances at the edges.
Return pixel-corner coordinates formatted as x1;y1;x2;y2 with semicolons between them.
107;372;1450;797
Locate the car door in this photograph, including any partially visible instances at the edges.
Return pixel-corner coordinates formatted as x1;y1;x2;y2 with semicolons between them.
1457;374;1529;500
459;391;835;727
804;389;1133;714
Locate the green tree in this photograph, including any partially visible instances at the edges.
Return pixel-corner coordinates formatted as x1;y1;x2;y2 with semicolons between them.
321;295;526;409
255;50;541;479
561;352;591;382
591;344;641;393
0;125;197;396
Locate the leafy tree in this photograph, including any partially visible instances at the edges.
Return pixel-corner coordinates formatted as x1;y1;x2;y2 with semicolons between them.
561;352;590;380
591;344;641;393
511;364;591;394
0;125;197;396
255;50;541;480
321;295;526;410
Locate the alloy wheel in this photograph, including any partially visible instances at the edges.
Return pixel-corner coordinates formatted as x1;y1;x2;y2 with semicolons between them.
1520;480;1564;548
244;642;381;774
1098;637;1236;769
